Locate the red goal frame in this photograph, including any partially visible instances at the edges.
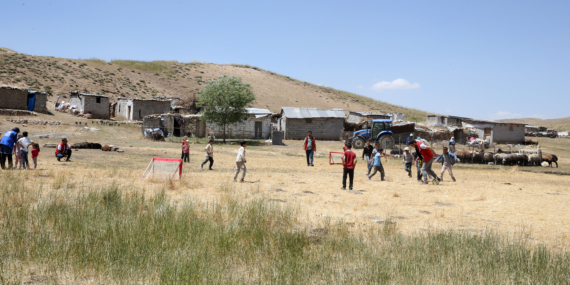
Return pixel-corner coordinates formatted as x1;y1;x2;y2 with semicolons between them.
329;152;344;165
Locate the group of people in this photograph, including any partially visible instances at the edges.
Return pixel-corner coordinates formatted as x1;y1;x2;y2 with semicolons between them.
181;136;248;183
338;132;460;190
1;127;74;170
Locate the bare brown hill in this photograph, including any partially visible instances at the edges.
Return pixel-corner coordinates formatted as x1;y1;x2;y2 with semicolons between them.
0;47;430;121
499;117;570;131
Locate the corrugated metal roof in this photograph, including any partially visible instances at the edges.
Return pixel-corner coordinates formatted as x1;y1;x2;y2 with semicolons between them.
245;108;272;115
281;107;345;119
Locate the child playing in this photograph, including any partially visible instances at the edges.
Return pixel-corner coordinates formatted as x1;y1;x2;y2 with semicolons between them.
341;143;357;190
402;147;414;178
200;139;214;170
181;136;190;163
13;134;23;170
368;147;387;181
31;143;40;170
234;141;247;182
17;132;33;170
435;147;458;182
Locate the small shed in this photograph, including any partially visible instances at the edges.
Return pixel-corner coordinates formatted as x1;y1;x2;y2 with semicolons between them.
69;91;110;119
115;98;172;121
463;119;525;144
206;108;273;139
279;107;346;140
387;113;406;122
0;85;48;113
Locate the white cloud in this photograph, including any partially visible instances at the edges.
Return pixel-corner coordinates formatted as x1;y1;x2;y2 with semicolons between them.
371;78;420;92
489;111;523;120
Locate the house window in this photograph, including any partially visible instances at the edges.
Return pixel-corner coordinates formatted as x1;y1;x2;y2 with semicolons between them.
509;126;513;131
96;97;101;103
139;109;142;118
306;118;312;123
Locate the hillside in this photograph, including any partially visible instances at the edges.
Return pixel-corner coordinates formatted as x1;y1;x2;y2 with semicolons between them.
0;47;429;121
499;117;570;131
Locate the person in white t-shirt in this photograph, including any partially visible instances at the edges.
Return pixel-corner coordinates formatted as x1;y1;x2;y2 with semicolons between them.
17;132;33;169
234;141;247;182
200;139;214;170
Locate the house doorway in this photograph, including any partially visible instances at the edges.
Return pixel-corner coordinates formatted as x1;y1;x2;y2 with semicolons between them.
254;121;262;139
173;118;181;137
128;106;132;121
484;128;492;141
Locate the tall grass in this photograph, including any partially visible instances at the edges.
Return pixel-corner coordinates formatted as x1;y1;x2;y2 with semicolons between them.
1;171;569;283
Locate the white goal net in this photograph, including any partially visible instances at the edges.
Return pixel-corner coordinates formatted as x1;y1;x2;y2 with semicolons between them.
141;158;183;181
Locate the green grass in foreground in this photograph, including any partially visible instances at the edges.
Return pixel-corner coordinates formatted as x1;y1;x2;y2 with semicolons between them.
1;172;569;284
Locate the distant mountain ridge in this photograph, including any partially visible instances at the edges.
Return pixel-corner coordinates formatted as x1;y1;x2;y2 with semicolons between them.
0;47;429;121
498;117;570;131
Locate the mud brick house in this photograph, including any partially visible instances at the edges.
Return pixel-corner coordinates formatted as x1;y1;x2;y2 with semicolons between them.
69;92;110;119
0;85;48;113
278;107;346;140
115;98;172;121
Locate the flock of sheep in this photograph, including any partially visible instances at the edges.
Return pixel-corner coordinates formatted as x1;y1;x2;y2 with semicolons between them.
454;150;559;167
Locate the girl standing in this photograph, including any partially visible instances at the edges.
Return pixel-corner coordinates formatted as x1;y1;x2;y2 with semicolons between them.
13;134;23;169
31;143;40;169
181;136;190;163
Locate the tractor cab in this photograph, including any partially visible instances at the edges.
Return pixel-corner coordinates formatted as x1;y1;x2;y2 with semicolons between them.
371;119;393;140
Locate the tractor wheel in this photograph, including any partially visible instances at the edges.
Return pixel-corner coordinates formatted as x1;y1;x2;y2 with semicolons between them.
378;135;395;150
352;137;366;149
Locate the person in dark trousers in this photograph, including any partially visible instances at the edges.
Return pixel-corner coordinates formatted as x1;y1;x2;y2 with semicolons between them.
409;140;440;185
362;139;374;175
200;139;214;170
341;143;357;190
303;131;316;166
0;127;20;169
181;136;190;163
55;138;72;162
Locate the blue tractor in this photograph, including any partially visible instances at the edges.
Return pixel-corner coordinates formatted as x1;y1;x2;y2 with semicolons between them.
350;119;395;149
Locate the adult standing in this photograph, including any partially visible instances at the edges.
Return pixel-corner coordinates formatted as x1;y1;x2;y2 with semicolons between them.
362;139;374;175
0;127;20;169
55;138;72;162
448;137;456;153
406;133;414;145
408;139;440;185
303;131;316;167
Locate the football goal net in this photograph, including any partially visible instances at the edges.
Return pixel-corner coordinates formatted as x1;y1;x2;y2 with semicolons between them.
329;152;344;165
141;158;183;181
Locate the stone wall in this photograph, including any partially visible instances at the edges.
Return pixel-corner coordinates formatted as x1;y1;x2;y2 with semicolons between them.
283;118;344;140
34;93;48;113
82;96;110;119
115;99;171;121
206;116;272;139
492;124;525;144
0;87;27;110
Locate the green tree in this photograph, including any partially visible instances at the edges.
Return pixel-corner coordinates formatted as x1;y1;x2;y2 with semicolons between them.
197;75;256;143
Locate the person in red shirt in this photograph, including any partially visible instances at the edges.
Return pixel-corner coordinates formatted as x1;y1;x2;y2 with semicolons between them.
341;143;357;190
408;140;439;185
31;143;40;170
181;136;190;163
55;138;72;162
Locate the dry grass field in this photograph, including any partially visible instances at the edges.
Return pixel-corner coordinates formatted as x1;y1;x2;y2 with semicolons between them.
2;111;570;283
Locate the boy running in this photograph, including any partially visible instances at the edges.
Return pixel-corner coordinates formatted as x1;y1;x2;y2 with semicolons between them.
408;139;440;185
368;147;387;181
435;147;458;182
402;147;413;177
200;139;214;170
234;141;247;182
341;143;357;190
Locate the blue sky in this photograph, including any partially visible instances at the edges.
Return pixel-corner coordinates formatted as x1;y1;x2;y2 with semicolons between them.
2;0;569;119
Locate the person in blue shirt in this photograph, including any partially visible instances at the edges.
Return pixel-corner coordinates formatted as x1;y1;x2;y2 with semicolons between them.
435;147;458;182
367;147;387;181
0;127;20;169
